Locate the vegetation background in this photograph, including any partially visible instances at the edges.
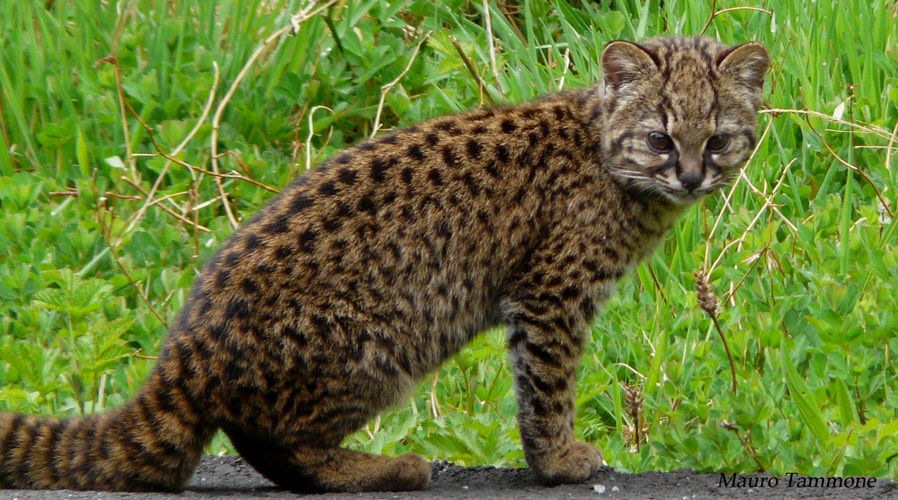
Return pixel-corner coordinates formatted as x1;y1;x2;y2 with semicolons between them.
1;0;897;480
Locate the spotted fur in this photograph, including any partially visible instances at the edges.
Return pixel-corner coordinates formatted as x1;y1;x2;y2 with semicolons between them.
0;36;768;492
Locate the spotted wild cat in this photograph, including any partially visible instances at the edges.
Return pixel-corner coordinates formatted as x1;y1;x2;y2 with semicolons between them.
0;36;769;492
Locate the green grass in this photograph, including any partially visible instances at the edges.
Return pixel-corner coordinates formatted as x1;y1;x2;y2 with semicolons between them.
2;0;898;480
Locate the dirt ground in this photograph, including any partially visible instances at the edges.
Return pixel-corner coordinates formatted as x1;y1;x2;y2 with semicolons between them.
1;456;895;499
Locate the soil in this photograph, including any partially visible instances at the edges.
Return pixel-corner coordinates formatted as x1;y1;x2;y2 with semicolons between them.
1;456;894;499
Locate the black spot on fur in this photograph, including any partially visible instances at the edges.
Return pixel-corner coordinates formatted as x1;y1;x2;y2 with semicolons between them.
240;277;258;294
435;120;459;133
553;105;567;120
275;245;293;259
357;196;377;216
442;147;457;167
263;215;291;234
335;202;352;218
322;217;342;232
337;168;357;185
290;193;313;213
226;298;250;320
319;181;338;197
244;233;262;252
299;229;317;253
379;134;398;145
408;144;425;161
485;161;500;178
525;341;562;368
223;251;241;267
466;139;482;159
370;158;391;183
462;172;481;196
214;269;230;289
560;285;581;300
497;144;510;163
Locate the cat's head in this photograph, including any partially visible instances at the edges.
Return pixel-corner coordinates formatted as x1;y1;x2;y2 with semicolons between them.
598;36;769;205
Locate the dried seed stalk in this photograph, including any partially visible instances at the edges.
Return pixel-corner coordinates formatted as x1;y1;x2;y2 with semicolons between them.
624;384;644;451
695;269;738;394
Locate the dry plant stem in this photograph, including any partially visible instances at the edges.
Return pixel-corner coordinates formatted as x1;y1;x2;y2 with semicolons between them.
803;114;894;217
712;314;737;394
762;108;894;140
305;105;335;173
695;270;737;394
704;117;773;251
96;200;168;327
497;3;526;43
624;385;644;452
726;246;772;306
118;62;221;245
482;0;504;96
370;31;432;139
450;35;496;106
105;2;136;179
103;58;220;240
885;120;898;203
211;0;339;229
699;0;772;36
429;373;441;418
120;177;211;232
721;423;767;471
702;117;796;274
707;157;797;277
557;48;571;92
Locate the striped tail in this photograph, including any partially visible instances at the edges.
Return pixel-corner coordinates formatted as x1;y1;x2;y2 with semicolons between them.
0;370;215;491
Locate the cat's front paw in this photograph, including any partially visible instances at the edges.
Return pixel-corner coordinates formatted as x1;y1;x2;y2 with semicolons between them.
531;440;604;485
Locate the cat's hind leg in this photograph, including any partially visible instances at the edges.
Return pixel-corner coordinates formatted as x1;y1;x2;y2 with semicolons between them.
224;428;431;492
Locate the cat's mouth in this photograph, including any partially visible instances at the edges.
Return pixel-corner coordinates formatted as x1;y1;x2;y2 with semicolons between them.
652;174;721;205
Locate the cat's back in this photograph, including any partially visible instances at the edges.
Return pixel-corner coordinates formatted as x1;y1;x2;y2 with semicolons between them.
192;91;603;337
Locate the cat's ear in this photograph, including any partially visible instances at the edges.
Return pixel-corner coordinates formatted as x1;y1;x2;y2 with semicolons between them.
601;40;658;91
717;42;770;90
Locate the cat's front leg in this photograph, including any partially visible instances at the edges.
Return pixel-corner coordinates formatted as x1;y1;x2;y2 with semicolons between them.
503;285;604;484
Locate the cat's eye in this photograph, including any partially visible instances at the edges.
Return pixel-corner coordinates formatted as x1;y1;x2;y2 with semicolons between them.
646;132;674;153
706;134;730;153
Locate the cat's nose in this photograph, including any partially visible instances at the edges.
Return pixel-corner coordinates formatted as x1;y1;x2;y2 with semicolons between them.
678;171;703;192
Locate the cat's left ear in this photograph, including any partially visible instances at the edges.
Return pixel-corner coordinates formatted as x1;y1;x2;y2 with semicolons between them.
717;42;770;90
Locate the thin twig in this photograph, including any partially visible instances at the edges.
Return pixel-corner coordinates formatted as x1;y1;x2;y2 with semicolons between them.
804;114;893;217
96;198;168;327
482;0;504;96
117;62;221;246
371;31;432;139
120;177;211;232
104;1;137;179
695;270;737;394
211;0;339;229
703;116;776;270
707;158;796;275
305;105;335;172
450;35;495;106
700;1;772;36
886;119;898;205
557;48;571;92
762;108;893;140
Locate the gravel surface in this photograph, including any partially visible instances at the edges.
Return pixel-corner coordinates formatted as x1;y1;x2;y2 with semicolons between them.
0;456;894;499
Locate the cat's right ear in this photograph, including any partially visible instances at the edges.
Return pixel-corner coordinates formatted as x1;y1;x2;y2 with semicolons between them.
601;40;658;92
